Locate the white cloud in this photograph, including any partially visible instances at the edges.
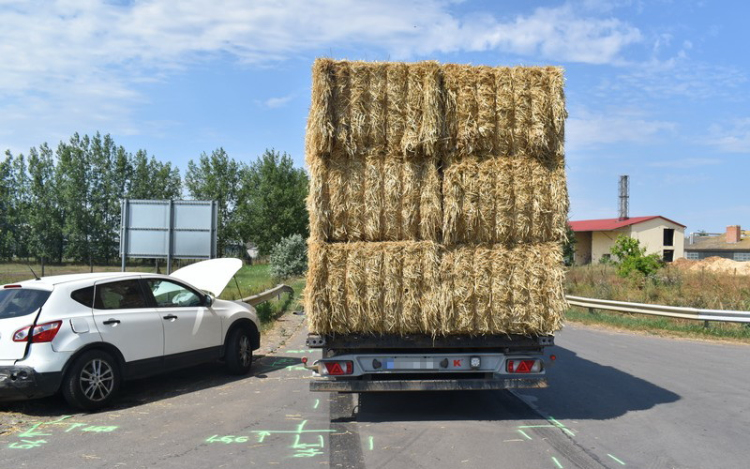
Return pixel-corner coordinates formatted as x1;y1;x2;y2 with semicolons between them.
0;0;645;151
264;95;294;109
567;108;677;152
707;119;750;153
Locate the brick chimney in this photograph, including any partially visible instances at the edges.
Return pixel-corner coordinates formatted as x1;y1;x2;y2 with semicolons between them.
726;225;741;244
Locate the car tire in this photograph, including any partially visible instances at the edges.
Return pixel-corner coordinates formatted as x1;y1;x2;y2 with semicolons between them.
62;350;121;411
225;327;253;375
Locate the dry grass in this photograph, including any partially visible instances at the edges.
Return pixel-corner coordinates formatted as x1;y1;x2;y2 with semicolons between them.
306;242;565;336
305;59;568;336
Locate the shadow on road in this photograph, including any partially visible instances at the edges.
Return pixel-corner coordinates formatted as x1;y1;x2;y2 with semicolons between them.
517;345;681;420
0;354;301;416
352;344;679;423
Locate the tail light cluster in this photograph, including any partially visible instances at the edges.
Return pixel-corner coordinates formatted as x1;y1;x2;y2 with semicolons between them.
506;359;542;374
320;360;353;376
13;321;62;343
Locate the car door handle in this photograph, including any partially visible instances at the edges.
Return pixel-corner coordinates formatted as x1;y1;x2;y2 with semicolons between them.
163;314;178;321
103;319;121;325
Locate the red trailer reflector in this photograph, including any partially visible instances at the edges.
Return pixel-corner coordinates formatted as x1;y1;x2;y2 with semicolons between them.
506;359;541;374
323;361;353;376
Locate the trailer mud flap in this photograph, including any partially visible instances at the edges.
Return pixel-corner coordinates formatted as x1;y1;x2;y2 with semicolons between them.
310;378;547;392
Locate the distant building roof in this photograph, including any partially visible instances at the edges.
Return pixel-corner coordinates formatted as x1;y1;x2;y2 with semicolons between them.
685;235;750;252
569;216;686;232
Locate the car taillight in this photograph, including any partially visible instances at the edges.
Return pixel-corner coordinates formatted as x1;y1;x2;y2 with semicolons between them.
322;361;353;376
13;321;62;343
4;284;21;289
506;359;542;374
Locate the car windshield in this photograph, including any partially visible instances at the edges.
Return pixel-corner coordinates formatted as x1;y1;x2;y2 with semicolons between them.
0;288;52;319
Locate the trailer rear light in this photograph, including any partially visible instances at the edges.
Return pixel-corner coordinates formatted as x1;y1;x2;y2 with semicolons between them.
506;359;542;374
322;361;353;376
13;321;62;343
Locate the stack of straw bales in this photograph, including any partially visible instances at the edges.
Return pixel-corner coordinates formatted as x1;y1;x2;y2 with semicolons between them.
305;59;568;337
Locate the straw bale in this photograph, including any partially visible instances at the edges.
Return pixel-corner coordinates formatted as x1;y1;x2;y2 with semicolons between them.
494;157;514;244
494;67;515;156
529;157;552;243
449;64;479;158
386;63;408;155
331;61;352;155
419;156;442;241
401;158;422;239
349;62;371;154
421;243;442;333
382;243;404;334
489;245;513;333
454;246;476;333
438;248;457;334
547;66;566;163
345;155;366;240
512;156;533;243
383;154;404;241
403;65;424;155
306;59;335;155
364;245;385;332
550;165;570;243
368;64;389;152
420;62;443;156
326;244;349;333
363;150;384;241
308;150;442;243
402;242;424;333
441;160;464;245
476;66;496;154
306;157;330;242
327;154;349;241
345;242;367;331
473;244;493;334
512;68;532;159
304;242;329;333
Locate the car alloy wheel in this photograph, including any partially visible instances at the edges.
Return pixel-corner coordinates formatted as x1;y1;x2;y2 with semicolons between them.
80;357;116;402
238;334;252;368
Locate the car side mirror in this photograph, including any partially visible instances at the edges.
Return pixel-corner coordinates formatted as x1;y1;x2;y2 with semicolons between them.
203;294;214;307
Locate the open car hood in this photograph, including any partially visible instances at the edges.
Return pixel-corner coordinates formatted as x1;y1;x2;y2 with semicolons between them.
170;258;243;298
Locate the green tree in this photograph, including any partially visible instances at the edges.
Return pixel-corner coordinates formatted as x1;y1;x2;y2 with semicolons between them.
610;235;663;278
185;148;243;256
562;222;576;266
269;234;307;279
27;143;64;263
56;134;94;263
0;152;14;259
238;149;309;256
129;150;181;200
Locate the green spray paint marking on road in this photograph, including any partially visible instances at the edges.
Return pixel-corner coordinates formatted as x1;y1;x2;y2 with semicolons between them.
9;418;118;450
552;456;564;468
548;416;575;436
517;429;533;440
518;425;556;429
368;436;374;450
313;399;320;410
607;454;626;465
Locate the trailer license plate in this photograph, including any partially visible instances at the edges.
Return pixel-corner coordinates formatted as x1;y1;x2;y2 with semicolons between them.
385;358;437;370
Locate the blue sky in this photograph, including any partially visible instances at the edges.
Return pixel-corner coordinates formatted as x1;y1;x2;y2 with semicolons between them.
2;0;749;233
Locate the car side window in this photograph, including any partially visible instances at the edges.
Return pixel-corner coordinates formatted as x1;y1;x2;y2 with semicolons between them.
145;280;202;308
95;280;148;310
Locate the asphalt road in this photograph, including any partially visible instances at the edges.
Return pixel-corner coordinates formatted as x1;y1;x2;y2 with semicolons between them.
1;315;749;469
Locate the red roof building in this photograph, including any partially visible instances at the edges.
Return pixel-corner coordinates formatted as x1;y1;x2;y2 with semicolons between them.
569;216;686;265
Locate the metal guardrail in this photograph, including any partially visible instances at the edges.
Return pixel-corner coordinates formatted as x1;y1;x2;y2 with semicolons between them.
566;295;750;324
241;284;294;307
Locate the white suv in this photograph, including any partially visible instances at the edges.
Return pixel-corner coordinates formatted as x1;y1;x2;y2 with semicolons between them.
0;259;260;410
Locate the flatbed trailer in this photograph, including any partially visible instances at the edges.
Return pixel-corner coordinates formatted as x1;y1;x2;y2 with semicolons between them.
304;333;554;392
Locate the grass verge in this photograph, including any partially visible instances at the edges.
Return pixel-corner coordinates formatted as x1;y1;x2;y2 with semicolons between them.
566;307;750;343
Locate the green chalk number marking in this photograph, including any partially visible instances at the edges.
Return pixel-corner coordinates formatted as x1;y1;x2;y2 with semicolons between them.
8;418;118;450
